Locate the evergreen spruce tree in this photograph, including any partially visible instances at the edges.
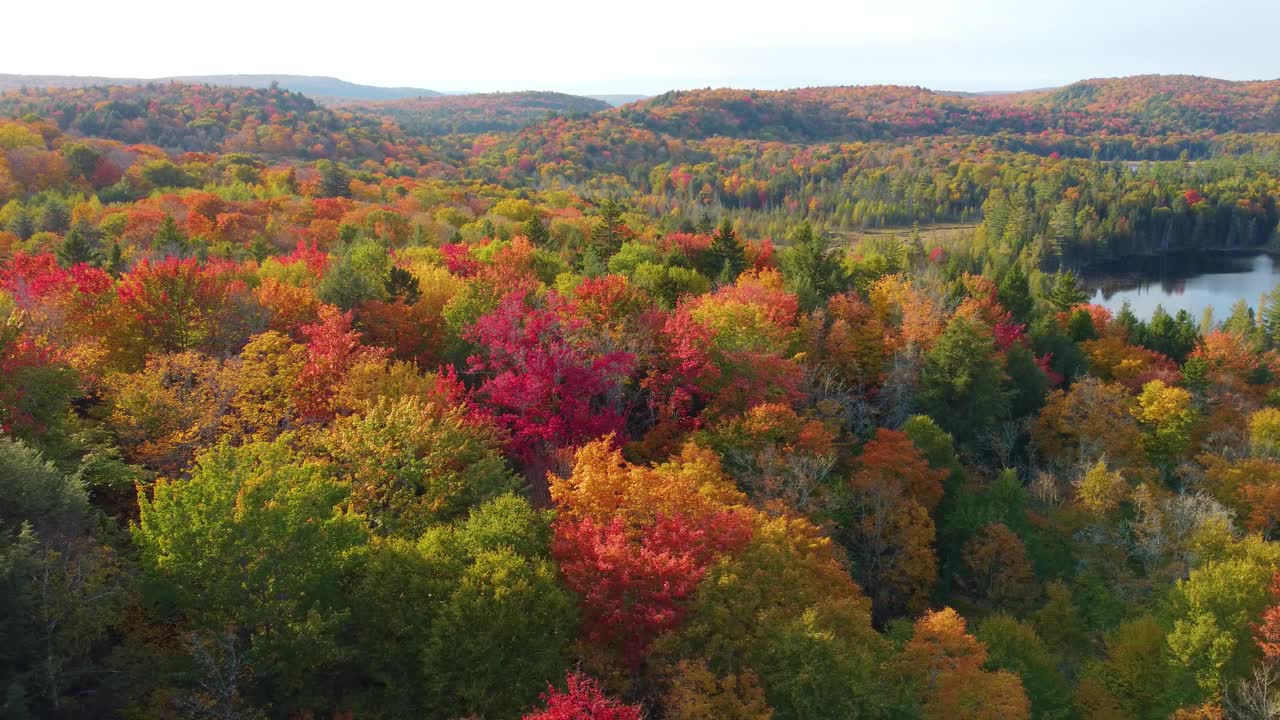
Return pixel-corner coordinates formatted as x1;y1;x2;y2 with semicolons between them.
1115;301;1141;340
997;263;1033;323
589;199;626;260
1260;286;1280;346
384;266;421;304
1222;299;1262;345
709;218;746;284
780;221;845;311
248;234;274;263
695;211;714;235
154;215;187;256
319;160;352;199
106;241;124;275
55;225;99;268
1047;270;1088;312
7;209;34;240
522;215;550;246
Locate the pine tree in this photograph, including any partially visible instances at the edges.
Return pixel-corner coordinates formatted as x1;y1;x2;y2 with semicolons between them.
248;234;274;263
709;218;745;284
589;199;626;260
997;263;1033;323
56;225;99;268
695;211;714;235
1047;271;1088;312
780;221;845;310
6;209;34;240
522;215;550;246
319;160;352;199
154;215;187;256
1261;285;1280;347
384;266;421;304
919;316;1011;447
106;241;124;275
1115;301;1141;340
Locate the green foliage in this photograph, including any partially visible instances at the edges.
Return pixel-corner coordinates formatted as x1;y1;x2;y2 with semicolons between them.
1046;271;1087;312
780;221;845;311
325;397;520;537
1165;536;1280;701
133;439;368;710
976;614;1071;720
918;316;1010;447
351;494;574;718
0;439;125;718
709;218;746;284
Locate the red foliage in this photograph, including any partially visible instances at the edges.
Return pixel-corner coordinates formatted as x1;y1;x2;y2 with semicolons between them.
284;239;329;277
553;511;752;670
297;305;389;421
465;290;635;464
440;242;480;277
1257;573;1280;658
108;257;256;367
643;309;721;427
522;672;643;720
0;253;74;307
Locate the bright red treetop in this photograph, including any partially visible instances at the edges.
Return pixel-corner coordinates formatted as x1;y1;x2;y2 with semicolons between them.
522;672;643;720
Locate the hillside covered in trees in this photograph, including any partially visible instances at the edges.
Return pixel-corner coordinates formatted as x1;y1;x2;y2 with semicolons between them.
2;74;1280;719
347;91;613;136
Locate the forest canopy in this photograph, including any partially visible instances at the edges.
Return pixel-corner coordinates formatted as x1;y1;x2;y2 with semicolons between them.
3;73;1280;719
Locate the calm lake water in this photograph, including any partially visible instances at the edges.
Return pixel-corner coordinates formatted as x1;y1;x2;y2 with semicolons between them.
1086;252;1280;322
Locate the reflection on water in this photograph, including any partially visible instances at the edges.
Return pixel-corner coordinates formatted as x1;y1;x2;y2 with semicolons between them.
1086;252;1280;320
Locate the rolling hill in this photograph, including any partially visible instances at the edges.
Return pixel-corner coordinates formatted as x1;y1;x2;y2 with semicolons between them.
613;75;1280;142
349;91;612;136
0;73;441;101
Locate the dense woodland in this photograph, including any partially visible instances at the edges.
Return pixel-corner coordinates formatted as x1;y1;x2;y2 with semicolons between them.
4;75;1280;719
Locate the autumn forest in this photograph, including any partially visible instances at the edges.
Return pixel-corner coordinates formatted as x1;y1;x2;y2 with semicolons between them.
5;73;1280;719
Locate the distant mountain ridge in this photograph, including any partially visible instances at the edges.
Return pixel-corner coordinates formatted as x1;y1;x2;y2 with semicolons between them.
616;74;1280;141
0;73;441;101
347;91;613;136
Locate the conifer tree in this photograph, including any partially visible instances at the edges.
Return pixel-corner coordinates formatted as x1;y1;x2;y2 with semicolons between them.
523;215;551;246
781;221;845;311
1047;270;1088;312
709;218;746;284
56;224;99;267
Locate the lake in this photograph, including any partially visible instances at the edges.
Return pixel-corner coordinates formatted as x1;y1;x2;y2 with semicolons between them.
1085;251;1280;322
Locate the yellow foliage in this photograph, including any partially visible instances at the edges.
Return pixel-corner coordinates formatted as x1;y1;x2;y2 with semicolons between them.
550;438;748;527
1076;459;1128;515
663;659;773;720
1249;407;1280;458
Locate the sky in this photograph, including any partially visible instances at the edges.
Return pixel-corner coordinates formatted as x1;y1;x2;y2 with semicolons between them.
3;0;1279;95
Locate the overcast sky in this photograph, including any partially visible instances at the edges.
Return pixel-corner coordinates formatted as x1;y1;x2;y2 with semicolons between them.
4;0;1279;95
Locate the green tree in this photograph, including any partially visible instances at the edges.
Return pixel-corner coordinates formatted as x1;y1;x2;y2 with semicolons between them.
0;439;125;717
589;199;627;260
1165;536;1280;702
918;316;1010;447
997;263;1034;324
1046;270;1088;313
780;221;845;311
523;214;551;246
351;494;574;718
976;614;1071;720
1261;285;1280;346
56;224;100;268
709;218;746;284
154;214;187;256
61;142;100;180
324;397;519;538
318;160;352;198
132;439;368;711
